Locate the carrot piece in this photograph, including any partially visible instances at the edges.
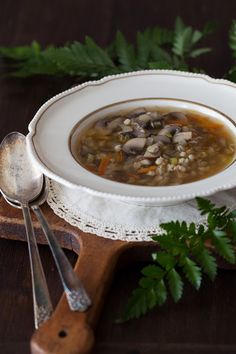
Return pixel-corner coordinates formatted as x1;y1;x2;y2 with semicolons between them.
86;164;97;173
98;155;112;175
127;173;138;180
137;165;156;174
166;119;186;126
115;150;123;162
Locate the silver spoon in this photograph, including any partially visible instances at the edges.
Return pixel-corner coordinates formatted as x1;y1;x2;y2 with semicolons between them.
3;178;92;311
0;132;53;328
2;178;48;209
1;132;91;312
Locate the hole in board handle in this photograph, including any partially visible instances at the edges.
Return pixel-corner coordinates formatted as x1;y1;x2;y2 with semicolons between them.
58;330;67;338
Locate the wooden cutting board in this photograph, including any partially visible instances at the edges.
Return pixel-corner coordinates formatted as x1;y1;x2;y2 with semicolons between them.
0;196;154;354
1;196;235;354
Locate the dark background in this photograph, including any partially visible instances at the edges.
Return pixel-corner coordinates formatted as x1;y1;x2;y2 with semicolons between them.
0;1;236;353
0;0;236;141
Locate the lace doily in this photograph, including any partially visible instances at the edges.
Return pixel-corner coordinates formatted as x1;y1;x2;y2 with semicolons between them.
47;179;236;242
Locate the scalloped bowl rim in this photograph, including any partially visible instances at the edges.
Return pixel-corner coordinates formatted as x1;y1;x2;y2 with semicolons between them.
26;70;236;204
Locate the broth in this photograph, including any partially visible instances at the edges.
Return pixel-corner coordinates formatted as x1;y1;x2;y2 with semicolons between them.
73;107;236;186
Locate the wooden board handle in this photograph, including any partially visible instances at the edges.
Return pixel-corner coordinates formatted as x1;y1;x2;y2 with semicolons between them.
31;232;129;354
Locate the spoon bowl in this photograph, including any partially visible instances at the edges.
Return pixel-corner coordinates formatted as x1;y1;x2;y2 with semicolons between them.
2;177;48;209
0;132;43;204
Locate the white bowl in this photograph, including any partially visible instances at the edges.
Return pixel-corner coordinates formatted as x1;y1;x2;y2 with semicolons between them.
27;70;236;206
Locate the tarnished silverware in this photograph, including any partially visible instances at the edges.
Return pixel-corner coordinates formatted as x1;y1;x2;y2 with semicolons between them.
0;132;53;328
1;133;91;313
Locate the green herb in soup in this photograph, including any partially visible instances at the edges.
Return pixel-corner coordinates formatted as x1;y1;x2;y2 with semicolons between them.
74;107;236;186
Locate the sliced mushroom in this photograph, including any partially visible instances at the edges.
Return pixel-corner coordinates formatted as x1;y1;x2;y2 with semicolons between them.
107;117;123;131
95;117;124;134
80;145;91;157
173;131;192;144
133;161;142;169
149;111;163;121
163;150;178;158
140;159;152;166
94;119;111;135
142;112;163;128
147;143;159;154
168;112;187;121
159;125;181;137
143;150;160;158
135;113;151;127
119;125;133;134
153;135;171;144
127;107;147;118
123;137;146;154
146;136;154;145
132;122;146;137
163;111;188;123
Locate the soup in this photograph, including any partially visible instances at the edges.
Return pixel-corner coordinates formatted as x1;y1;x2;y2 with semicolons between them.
73;107;236;186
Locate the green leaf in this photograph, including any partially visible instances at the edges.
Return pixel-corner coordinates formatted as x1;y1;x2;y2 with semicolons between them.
172;55;189;70
190;48;212;58
148;61;173;70
191;30;203;45
228;66;236;82
139;277;155;289
160;220;188;236
196;248;217;280
0;18;213;79
212;230;235;263
70;41;93;64
182;257;202;289
120;196;236;322
198;224;206;235
84;36;115;67
118;287;148;322
151;27;173;46
173;27;193;57
154;234;187;256
196;197;229;221
202;21;218;36
155;280;167;305
141;265;165;279
172;18;213;61
167;268;184;302
150;45;172;63
153;252;176;270
115;31;136;70
0;40;41;60
146;287;158;310
118;279;167;322
229;20;236;53
43;46;79;75
229;209;236;218
189;222;196;235
136;31;151;67
174;16;185;36
229;220;236;241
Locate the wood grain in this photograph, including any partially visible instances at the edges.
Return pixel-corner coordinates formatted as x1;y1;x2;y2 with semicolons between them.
31;235;128;354
0;197;139;353
1;195;236;353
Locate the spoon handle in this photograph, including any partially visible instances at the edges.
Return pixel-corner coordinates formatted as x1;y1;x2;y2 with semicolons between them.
22;205;53;329
32;205;91;311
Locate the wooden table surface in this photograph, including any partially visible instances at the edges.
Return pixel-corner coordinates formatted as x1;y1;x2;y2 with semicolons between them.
1;1;236;353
